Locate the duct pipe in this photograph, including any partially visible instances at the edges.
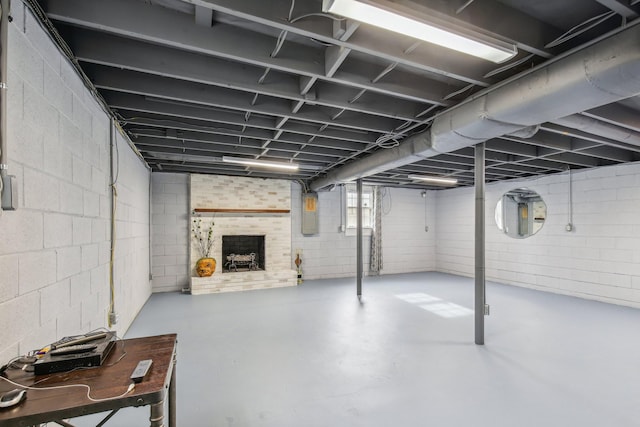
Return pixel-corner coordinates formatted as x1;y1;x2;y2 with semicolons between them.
311;132;438;191
310;22;640;192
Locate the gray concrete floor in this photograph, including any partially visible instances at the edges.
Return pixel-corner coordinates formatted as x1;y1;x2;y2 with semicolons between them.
77;272;640;426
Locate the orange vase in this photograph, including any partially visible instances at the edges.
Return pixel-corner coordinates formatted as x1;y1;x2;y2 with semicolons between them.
196;258;216;277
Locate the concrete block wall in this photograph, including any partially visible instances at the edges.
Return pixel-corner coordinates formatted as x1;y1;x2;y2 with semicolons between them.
291;184;437;280
110;134;151;328
151;173;190;292
435;162;640;308
0;5;150;363
380;188;436;274
291;183;372;280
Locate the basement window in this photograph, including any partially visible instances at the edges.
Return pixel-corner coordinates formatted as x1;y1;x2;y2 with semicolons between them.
345;184;374;231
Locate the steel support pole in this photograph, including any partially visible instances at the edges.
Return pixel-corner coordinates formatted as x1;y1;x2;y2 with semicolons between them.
356;179;363;298
475;143;486;345
0;0;10;182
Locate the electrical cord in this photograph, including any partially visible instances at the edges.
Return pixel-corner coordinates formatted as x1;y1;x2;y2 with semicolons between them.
0;375;135;402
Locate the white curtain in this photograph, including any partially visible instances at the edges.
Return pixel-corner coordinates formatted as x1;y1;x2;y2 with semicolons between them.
369;187;383;275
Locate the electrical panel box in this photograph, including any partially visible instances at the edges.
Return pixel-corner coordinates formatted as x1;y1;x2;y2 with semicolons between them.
301;192;319;235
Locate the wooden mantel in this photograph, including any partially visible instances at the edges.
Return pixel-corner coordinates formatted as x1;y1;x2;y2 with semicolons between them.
193;208;290;214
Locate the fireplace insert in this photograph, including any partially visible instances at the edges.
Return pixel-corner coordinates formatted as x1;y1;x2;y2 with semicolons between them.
221;235;265;272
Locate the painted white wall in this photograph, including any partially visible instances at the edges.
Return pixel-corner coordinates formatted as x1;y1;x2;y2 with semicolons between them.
291;183;368;279
151;173;190;293
0;4;150;362
380;188;436;275
436;162;640;308
291;184;436;280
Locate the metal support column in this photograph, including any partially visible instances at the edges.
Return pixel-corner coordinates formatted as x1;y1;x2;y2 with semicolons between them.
0;0;11;205
475;143;486;345
356;179;363;298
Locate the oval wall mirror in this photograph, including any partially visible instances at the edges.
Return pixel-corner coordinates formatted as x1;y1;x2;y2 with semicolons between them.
495;188;546;239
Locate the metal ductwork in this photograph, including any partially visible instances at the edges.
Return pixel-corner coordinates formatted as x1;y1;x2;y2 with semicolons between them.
309;22;640;192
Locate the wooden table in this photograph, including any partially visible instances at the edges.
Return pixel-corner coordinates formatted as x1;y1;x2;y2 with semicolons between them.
0;333;177;427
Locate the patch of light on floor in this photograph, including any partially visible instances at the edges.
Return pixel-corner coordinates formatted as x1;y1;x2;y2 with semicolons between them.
395;293;473;318
395;293;441;303
419;302;474;318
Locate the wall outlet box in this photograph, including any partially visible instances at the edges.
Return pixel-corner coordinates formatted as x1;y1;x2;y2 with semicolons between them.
1;175;17;210
109;312;119;325
565;223;573;232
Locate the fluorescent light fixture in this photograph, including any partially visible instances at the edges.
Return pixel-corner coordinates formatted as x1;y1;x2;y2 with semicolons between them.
322;0;517;63
408;174;457;185
222;156;299;171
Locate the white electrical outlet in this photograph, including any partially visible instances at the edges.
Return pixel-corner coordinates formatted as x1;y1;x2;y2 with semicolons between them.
565;223;573;232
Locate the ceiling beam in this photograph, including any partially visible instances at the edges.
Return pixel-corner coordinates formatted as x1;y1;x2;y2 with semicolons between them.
46;0;455;105
87;64;403;133
69;28;431;122
122;115;366;151
194;4;214;26
107;93;378;145
130;127;352;158
593;0;638;18
186;0;497;85
583;104;640;133
137;138;335;165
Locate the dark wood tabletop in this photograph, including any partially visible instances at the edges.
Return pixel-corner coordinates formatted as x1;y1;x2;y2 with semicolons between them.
0;333;177;426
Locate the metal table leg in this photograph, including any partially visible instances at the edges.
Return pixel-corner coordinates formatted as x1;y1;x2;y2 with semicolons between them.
169;363;176;427
149;400;164;427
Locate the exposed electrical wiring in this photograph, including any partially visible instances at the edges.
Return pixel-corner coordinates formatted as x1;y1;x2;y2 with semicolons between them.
258;67;271;84
456;0;476;14
375;134;400;148
545;10;616;48
297;179;309;193
119;116;244;134
484;54;535;78
108;120;120;327
444;83;475;101
290;12;346;24
271;30;289;57
309;38;334;46
288;0;296;21
0;375;135;403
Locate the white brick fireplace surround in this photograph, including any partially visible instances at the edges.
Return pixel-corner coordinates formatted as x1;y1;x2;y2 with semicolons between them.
189;175;297;294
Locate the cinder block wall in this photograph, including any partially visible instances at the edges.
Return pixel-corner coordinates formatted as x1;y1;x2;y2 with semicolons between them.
151;173;190;292
436;162;640;308
380;188;436;274
290;184;436;279
291;183;371;279
0;4;150;362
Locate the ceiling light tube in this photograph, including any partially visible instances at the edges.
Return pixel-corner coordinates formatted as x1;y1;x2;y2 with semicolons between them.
222;156;299;170
408;174;458;185
323;0;517;63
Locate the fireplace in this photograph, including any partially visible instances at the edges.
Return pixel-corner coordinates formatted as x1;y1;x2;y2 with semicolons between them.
222;235;265;272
